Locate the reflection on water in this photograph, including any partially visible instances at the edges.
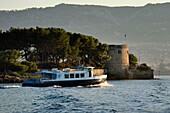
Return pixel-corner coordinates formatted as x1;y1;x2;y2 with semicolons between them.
0;76;170;113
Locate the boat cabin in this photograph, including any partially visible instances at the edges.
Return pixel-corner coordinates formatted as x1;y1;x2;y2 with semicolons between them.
36;66;95;80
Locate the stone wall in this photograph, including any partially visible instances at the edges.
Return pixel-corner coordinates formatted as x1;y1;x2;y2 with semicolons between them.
105;44;154;80
106;69;154;80
106;44;129;79
93;69;105;75
130;69;154;79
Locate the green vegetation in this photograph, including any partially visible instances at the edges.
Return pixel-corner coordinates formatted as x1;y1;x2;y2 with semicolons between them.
0;49;38;83
129;53;152;71
0;49;38;73
0;27;154;82
0;27;110;82
21;61;38;73
137;63;152;71
129;53;138;66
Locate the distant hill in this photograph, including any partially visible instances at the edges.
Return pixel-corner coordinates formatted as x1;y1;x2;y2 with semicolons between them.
1;3;170;66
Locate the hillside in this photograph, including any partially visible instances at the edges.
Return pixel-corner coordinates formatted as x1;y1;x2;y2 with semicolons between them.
0;3;170;67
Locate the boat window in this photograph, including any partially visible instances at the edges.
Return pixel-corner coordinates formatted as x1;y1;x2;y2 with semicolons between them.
65;74;69;78
75;73;79;78
70;73;74;78
76;73;79;78
89;70;92;77
80;73;85;78
42;73;52;79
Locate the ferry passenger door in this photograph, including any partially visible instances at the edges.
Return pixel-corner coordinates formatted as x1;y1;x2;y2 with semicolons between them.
52;74;57;79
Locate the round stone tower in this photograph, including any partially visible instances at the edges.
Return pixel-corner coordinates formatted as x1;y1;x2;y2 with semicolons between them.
106;44;129;79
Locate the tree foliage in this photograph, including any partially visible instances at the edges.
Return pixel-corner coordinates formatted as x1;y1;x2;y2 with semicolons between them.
129;53;138;66
21;61;38;73
0;50;27;72
137;63;151;71
0;27;110;70
0;50;38;73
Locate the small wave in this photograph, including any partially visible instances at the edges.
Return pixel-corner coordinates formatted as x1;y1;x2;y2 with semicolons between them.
99;81;113;87
0;85;21;89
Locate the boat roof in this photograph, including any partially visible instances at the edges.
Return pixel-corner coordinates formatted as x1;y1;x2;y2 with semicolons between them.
36;70;53;74
75;66;94;69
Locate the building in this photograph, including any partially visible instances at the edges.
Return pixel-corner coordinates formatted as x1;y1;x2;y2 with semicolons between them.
106;44;129;79
106;44;154;80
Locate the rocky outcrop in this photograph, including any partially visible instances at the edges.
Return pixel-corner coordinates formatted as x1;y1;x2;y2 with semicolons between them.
107;66;154;80
0;74;23;83
107;68;130;80
129;69;154;79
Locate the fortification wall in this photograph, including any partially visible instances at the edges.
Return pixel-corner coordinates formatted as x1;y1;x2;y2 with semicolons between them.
93;69;105;75
130;69;154;79
105;44;154;80
108;44;129;65
106;44;130;79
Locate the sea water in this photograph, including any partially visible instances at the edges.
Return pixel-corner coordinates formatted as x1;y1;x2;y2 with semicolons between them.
0;76;169;113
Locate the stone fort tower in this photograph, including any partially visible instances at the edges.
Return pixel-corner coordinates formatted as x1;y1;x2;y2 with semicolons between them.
106;44;129;79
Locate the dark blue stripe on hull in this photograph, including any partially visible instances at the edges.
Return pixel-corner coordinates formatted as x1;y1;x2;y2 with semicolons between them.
22;78;106;87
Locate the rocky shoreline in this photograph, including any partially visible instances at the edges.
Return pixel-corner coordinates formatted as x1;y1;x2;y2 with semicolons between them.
0;73;40;83
0;74;24;83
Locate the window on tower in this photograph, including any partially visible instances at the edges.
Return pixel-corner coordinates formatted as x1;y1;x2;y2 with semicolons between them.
118;50;122;54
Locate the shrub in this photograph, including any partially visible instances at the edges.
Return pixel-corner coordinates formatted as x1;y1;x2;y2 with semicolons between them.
129;53;138;66
37;62;57;69
21;61;38;73
9;63;29;72
137;63;151;71
11;72;21;77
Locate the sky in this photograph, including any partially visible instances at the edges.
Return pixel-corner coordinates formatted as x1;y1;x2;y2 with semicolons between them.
0;0;170;10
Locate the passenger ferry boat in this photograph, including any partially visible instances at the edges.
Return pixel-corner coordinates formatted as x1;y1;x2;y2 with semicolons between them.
22;66;107;87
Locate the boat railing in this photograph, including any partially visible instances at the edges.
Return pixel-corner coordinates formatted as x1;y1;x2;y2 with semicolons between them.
63;68;70;72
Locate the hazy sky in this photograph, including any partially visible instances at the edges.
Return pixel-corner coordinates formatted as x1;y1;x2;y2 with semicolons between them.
0;0;170;10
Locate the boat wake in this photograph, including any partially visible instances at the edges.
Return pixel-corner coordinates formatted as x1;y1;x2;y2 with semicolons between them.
53;85;62;88
85;81;113;88
0;85;21;89
53;81;113;88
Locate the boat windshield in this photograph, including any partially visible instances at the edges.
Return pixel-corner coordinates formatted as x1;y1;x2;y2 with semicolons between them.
41;72;53;79
75;66;85;70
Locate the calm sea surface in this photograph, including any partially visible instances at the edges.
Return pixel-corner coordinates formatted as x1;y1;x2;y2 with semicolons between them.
0;76;170;113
